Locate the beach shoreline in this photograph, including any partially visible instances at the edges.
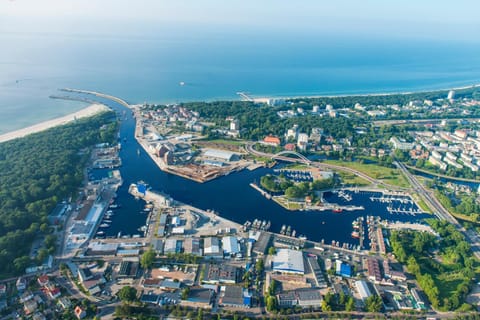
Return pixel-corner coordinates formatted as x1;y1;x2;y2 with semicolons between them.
0;103;109;144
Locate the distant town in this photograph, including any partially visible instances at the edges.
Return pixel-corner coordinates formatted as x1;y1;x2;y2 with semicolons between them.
3;86;480;320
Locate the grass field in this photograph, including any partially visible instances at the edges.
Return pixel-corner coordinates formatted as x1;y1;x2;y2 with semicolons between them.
324;159;410;188
206;139;246;146
337;171;371;187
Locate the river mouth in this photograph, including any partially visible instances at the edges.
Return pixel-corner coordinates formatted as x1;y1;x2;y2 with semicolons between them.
74;92;429;248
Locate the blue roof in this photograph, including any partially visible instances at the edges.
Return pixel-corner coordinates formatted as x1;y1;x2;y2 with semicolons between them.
339;263;352;277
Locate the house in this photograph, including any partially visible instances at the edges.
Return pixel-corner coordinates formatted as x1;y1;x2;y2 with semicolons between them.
47;287;61;299
16;277;27;292
263;136;281;146
24;300;38;315
74;306;86;319
57;297;72;310
37;275;49;287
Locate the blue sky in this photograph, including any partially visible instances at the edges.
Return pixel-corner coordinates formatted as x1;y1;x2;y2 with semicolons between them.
1;0;479;42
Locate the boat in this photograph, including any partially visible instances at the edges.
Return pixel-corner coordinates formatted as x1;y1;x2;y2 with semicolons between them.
332;207;343;213
292;230;297;237
351;231;360;238
103;219;112;223
179;81;185;86
100;223;110;228
265;221;271;230
117;231;122;238
96;231;105;235
109;204;120;209
299;235;307;240
286;225;291;236
280;225;286;234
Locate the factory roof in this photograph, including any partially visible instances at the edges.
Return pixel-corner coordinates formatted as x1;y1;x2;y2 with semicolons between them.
272;249;305;274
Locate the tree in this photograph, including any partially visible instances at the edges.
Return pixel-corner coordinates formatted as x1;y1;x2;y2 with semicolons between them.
140;247;156;269
117;286;137;303
321;299;332;312
365;295;382;312
268;246;276;256
266;295;277;312
345;296;355;311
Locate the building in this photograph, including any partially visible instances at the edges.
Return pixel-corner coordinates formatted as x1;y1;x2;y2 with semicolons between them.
411;288;426;310
164;239;180;254
203;264;239;284
183;237;202;256
263;135;281;146
222;236;240;256
389;137;414;150
335;260;352;278
286;124;299;141
366;259;382;283
448;90;455;101
355;280;372;301
16;277;27;292
297;133;309;151
185;287;214;308
204;237;222;258
272;249;305;275
229;119;239;131
220;286;251;308
204;149;238;162
428;156;447;171
74;306;86;319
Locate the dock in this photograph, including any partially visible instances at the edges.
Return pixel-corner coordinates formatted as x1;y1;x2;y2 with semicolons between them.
249;183;272;199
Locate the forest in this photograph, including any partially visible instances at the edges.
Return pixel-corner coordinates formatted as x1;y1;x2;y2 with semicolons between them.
0;111;117;278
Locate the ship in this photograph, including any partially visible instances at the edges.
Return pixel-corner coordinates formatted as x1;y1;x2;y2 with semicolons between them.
280;225;286;234
96;231;105;236
291;230;297;237
103;219;112;223
100;223;110;228
351;231;360;238
332;207;343;213
109;204;120;209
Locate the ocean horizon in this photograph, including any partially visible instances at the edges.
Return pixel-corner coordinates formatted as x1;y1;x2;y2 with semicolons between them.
1;28;480;134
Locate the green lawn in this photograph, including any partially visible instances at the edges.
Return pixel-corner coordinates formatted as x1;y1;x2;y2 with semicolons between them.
337;171;371;187
206;139;246;146
324;160;410;188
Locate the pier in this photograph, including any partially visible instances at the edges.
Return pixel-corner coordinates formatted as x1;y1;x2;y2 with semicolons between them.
236;91;254;101
249;182;272;199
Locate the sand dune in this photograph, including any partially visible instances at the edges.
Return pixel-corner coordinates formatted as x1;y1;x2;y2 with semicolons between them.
0;104;110;144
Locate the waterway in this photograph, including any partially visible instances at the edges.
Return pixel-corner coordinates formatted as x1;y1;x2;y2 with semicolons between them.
79;93;429;247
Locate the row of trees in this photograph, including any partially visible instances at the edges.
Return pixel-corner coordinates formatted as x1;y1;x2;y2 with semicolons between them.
0;111;117;278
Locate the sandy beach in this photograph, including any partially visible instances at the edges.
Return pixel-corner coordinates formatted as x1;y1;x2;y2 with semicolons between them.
0;104;109;144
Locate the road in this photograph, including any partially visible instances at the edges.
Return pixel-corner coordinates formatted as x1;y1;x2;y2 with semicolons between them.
395;161;480;259
246;143;480;259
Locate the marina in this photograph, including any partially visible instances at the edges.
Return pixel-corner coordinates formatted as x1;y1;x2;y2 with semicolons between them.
66;92;430;247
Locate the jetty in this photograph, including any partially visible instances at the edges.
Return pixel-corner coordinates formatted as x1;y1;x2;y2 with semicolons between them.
249;183;272;199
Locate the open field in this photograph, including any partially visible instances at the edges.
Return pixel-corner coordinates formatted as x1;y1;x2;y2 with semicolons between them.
324;160;410;188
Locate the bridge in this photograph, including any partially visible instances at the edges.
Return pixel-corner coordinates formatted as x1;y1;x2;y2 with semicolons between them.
271;151;312;165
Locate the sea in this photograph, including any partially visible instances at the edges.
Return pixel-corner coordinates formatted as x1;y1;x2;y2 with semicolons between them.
1;28;480;134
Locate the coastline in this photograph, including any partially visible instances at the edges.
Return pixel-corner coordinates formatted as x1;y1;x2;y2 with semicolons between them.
0;103;109;144
247;83;480;102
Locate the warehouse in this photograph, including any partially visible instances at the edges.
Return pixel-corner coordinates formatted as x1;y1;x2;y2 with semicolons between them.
355;280;372;301
222;236;240;256
204;149;239;162
272;249;305;275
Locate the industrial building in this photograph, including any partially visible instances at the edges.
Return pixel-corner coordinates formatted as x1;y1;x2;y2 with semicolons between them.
272;249;305;275
203;149;238;162
222;236;240;256
204;237;222;258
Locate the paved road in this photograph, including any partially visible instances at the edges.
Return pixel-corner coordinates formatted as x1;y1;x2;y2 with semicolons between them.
395;161;480;259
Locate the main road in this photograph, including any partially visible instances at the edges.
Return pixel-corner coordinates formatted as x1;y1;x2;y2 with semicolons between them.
246;142;480;259
395;161;480;259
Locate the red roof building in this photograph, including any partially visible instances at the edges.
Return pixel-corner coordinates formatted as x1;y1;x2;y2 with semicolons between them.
284;143;296;151
37;275;49;287
263;136;281;146
74;306;86;319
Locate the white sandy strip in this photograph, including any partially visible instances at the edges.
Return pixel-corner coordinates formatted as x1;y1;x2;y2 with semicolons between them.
0;104;110;144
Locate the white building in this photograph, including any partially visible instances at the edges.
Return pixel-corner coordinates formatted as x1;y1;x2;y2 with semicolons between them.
204;237;222;257
355;280;372;301
272;249;305;275
230;119;239;131
297;133;309;151
222;236;240;256
389;137;414;151
431;150;442;160
286;124;299;141
429;156;447;171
